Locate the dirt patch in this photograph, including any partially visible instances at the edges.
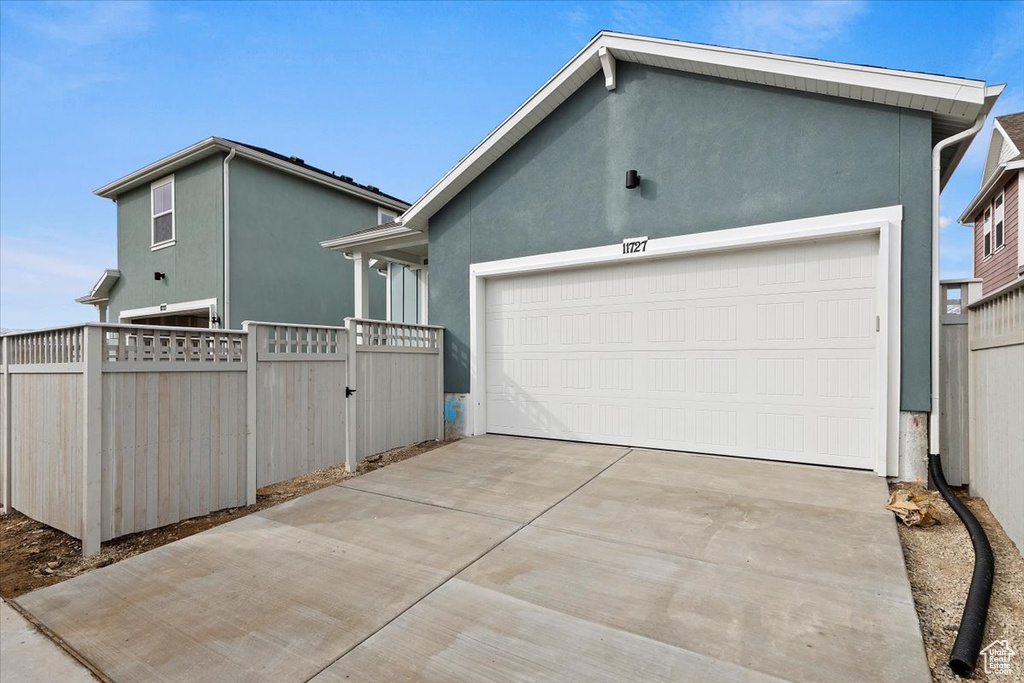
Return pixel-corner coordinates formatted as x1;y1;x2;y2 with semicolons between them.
1;440;453;600
891;482;1024;681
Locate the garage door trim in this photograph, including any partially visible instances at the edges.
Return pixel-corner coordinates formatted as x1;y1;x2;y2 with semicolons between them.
469;205;903;476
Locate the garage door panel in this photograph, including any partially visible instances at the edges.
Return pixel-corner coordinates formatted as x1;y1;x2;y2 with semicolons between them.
485;234;880;468
487;394;876;468
488;295;876;353
488;351;875;409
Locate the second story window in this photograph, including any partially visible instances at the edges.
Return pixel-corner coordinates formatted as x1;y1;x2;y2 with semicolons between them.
982;206;992;258
378;207;397;225
994;192;1004;251
151;176;175;249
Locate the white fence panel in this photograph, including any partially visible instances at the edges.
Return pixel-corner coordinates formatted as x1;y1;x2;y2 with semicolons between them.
348;319;443;463
968;281;1024;551
1;318;444;555
250;323;348;486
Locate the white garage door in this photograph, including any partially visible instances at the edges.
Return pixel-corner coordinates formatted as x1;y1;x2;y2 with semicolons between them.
484;233;880;469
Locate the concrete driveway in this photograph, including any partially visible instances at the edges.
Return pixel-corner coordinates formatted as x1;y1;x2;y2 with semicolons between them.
15;435;929;682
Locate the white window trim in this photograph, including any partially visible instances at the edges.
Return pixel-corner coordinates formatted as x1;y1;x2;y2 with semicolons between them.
467;204;904;477
377;207;398;225
386;262;425;324
993;190;1005;253
1018;170;1023;272
119;298;220;328
982;206;993;260
151;175;176;250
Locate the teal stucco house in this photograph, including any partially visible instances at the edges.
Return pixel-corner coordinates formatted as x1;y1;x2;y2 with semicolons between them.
326;31;1003;480
79;138;409;328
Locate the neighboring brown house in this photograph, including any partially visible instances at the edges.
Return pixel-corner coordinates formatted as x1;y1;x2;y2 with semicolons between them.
959;111;1024;294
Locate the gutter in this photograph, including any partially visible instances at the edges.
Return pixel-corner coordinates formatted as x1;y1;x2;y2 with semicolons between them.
223;147;237;328
928;83;1002;456
930;114;986;455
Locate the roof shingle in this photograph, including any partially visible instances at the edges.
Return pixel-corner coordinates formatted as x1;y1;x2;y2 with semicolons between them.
224;139;409;205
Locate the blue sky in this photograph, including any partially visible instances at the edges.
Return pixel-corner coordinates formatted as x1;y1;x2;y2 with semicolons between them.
1;0;1022;330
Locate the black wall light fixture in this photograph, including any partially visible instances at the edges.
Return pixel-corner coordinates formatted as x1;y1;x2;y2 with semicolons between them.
154;272;166;281
625;170;641;189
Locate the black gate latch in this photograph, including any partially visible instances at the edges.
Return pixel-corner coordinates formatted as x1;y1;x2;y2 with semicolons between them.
345;387;356;398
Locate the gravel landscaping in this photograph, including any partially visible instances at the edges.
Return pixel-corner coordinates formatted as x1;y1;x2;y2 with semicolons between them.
891;483;1023;681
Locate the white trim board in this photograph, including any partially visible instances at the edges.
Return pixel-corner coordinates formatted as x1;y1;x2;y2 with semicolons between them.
95;138;411;212
468;205;903;476
397;30;992;231
119;298;220;326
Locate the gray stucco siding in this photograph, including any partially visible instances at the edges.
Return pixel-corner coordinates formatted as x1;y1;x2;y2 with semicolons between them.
108;154;224;322
228;158;385;328
429;62;932;411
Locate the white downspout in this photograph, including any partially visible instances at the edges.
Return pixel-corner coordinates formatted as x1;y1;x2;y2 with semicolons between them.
222;147;237;329
930;114;986;455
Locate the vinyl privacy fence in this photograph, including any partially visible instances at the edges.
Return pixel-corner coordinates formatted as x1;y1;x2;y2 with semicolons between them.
939;279;1023;550
0;318;443;555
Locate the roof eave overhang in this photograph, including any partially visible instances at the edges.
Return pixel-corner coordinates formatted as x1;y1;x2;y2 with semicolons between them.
320;225;426;252
939;84;1005;191
958;160;1024;224
398;30;992;232
77;268;120;305
95;137;410;211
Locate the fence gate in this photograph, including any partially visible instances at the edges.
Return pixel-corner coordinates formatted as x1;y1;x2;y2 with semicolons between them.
939;281;971;486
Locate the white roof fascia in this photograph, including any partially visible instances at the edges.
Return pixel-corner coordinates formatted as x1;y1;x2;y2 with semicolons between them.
958;159;1024;223
398;31;991;231
320;225;425;252
939;84;1004;190
76;268;120;304
94;138;221;198
95;137;410;211
994;118;1022;157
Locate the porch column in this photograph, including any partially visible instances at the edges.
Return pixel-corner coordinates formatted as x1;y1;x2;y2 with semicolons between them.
353;251;369;318
97;303;108;323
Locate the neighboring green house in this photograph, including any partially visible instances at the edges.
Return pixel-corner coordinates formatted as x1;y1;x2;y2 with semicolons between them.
78;138;408;328
326;31;1003;480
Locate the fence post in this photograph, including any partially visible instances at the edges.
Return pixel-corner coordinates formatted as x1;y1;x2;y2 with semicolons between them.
244;322;257;506
436;329;444;441
81;325;102;557
345;319;358;472
1;336;11;514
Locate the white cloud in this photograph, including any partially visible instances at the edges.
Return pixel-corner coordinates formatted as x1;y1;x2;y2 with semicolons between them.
0;1;154;98
939;215;953;232
975;0;1024;74
2;1;153;48
0;233;115;330
710;1;866;54
609;1;668;35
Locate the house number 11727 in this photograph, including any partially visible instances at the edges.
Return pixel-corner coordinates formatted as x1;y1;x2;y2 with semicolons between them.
622;236;649;254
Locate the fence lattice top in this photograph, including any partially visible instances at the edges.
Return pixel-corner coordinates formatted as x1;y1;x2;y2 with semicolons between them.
348;318;442;349
104;326;245;364
256;323;346;358
2;324;246;365
5;327;85;364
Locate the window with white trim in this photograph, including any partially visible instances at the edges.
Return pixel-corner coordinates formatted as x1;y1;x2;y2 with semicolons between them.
378;207;397;225
151;176;175;248
982;206;992;258
993;191;1004;251
388;263;421;324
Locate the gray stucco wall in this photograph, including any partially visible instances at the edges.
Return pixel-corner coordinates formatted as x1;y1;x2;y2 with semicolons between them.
108;154;224;322
227;157;386;328
429;62;933;411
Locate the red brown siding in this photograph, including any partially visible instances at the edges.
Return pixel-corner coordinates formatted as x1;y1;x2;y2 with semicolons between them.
973;172;1020;294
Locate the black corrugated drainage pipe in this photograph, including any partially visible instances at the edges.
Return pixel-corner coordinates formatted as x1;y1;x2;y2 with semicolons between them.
928;453;994;678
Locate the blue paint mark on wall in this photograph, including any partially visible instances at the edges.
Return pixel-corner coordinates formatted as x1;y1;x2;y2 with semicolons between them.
444;394;467;439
